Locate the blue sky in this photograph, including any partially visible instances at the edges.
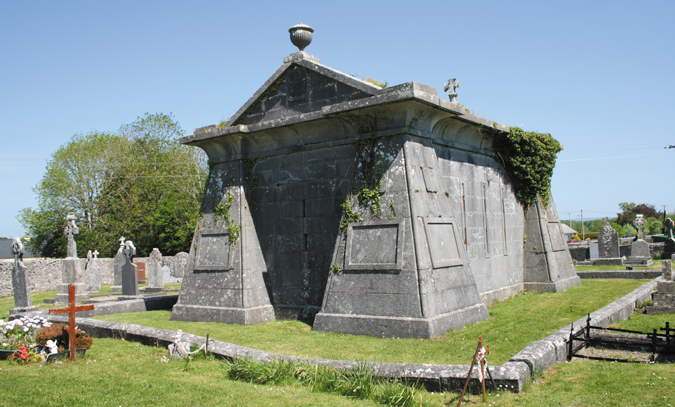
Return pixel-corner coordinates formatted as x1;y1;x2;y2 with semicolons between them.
1;1;673;238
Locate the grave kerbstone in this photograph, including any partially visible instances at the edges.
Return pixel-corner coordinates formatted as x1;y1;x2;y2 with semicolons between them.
9;237;38;316
110;237;125;292
55;213;88;305
121;241;139;296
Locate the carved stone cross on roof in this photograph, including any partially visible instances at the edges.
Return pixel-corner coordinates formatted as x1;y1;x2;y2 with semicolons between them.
49;284;94;360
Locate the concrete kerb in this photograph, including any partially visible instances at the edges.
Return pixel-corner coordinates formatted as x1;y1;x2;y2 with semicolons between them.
45;277;660;394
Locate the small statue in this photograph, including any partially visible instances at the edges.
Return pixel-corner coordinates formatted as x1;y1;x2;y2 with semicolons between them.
123;240;136;261
168;328;207;359
45;339;59;355
11;236;24;266
64;212;79;258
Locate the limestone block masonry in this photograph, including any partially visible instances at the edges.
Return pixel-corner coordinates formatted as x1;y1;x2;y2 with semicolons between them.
173;49;580;338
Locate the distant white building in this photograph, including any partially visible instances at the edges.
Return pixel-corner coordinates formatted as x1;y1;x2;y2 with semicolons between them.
561;224;578;240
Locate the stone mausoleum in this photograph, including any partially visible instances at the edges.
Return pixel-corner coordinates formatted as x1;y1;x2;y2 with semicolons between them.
171;25;579;338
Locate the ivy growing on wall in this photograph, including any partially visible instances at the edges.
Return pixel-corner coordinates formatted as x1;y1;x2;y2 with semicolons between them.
213;190;241;243
492;126;562;208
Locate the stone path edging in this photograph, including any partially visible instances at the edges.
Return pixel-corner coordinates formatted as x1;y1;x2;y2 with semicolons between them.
47;277;660;394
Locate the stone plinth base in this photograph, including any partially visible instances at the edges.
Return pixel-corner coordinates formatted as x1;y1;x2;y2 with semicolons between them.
55;283;88;305
9;306;39;316
171;304;275;326
593;258;623;266
523;275;581;294
141;287;164;294
313;304;489;339
644;305;675;314
110;286;122;292
624;257;654;269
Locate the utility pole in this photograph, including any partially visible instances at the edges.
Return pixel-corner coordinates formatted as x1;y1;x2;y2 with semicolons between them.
581;210;585;240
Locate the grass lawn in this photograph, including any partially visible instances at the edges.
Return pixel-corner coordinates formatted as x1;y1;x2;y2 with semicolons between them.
2;279;671;406
1;338;672;407
1;280;650;365
85;279;650;365
611;308;675;333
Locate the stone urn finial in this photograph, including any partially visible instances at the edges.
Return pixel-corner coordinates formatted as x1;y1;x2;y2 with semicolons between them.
289;23;314;51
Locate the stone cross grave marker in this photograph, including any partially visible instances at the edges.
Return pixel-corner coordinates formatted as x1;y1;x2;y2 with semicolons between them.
663;218;675;259
56;213;87;305
634;214;646;240
10;237;38;315
64;212;79;258
49;284;94;360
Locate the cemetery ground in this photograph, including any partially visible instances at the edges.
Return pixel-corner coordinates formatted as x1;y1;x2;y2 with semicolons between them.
2;277;673;406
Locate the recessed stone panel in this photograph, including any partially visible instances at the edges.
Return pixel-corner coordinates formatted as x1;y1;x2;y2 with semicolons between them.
421;167;439;192
195;229;234;271
424;218;463;268
345;219;404;270
547;222;566;252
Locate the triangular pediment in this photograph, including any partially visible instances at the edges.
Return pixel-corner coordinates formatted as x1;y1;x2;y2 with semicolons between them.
229;53;383;126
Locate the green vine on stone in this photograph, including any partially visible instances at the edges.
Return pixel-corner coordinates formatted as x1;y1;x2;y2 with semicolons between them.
213;190;240;244
340;198;364;233
352;137;385;219
492;126;562;208
329;263;343;274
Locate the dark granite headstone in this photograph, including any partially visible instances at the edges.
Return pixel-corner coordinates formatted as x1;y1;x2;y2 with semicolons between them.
121;241;139;296
662;218;675;259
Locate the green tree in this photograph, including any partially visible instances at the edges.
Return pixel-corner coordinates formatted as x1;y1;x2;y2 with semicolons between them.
19;132;124;257
19;113;207;258
97;113;207;256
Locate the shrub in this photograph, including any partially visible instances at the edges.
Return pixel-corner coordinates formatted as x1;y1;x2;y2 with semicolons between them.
35;324;93;350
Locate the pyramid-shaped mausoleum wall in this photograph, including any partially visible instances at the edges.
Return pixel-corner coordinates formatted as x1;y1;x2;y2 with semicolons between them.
170;49;580;338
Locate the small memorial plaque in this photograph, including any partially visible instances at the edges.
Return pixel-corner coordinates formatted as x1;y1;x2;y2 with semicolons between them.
424;218;463;268
547;222;567;252
195;229;234;271
345;219;404;270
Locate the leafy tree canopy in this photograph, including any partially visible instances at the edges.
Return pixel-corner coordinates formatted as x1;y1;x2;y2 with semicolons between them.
19;113;207;258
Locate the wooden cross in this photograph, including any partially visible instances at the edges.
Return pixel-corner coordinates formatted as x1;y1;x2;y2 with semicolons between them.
49;284;94;360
